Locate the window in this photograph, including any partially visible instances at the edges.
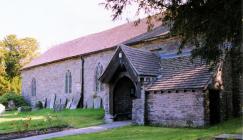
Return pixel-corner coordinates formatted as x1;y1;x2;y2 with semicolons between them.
31;78;36;96
95;63;104;92
65;70;72;93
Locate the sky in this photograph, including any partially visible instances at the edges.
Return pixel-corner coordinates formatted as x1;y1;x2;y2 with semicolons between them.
0;0;141;53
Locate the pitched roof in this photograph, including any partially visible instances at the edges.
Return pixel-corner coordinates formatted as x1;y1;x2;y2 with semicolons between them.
146;56;213;91
123;25;169;45
120;45;161;76
23;18;167;70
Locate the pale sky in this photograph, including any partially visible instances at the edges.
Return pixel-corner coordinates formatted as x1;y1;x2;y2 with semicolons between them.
0;0;141;53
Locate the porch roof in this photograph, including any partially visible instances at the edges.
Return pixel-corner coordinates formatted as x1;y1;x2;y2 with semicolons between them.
146;56;213;91
100;45;161;83
100;45;213;91
120;45;161;76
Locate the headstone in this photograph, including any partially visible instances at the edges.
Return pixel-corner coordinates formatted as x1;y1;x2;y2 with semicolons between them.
0;104;5;114
94;96;102;109
46;98;50;108
60;97;67;106
86;97;94;108
50;94;56;109
70;95;81;109
41;98;46;108
35;101;43;109
54;97;61;105
17;106;31;112
66;98;73;109
53;104;65;112
8;100;15;110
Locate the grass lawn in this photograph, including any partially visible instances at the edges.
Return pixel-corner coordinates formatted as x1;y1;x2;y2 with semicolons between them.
0;109;104;134
53;117;242;140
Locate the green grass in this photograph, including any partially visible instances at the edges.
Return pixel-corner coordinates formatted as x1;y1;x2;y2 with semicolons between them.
53;117;242;140
0;109;104;134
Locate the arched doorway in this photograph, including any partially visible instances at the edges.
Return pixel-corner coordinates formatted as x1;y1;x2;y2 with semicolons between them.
113;76;136;121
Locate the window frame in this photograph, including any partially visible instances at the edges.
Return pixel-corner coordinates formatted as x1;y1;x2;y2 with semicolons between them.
31;78;36;96
95;63;104;92
65;70;72;94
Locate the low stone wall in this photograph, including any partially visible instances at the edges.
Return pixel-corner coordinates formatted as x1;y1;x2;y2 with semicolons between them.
146;91;205;127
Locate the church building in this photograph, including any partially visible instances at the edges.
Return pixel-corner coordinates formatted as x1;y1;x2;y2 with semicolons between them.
21;19;234;127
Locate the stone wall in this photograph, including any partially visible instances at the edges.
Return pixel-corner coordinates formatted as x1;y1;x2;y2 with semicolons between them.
22;49;115;109
21;58;82;107
146;91;205;127
132;87;145;125
83;50;114;109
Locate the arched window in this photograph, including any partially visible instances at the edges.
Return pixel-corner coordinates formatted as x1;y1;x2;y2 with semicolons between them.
65;70;72;93
95;63;104;92
31;78;36;96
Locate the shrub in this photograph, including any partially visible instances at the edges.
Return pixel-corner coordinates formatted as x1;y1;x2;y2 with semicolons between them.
0;92;28;109
18;106;32;112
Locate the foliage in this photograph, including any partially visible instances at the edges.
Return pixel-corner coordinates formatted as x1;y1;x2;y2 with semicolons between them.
102;0;241;67
0;109;104;134
54;117;242;140
0;34;39;95
0;92;28;108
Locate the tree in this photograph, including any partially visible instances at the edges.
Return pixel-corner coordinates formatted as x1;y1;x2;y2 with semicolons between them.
103;0;241;66
103;0;242;116
0;35;39;95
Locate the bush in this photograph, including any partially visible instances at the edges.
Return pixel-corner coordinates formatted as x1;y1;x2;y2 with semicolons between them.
0;92;28;109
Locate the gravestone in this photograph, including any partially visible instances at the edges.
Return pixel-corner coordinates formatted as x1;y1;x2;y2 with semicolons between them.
46;98;50;108
60;97;67;106
0;104;5;114
66;98;73;109
86;97;94;108
70;95;81;109
94;96;102;109
40;98;46;108
55;97;61;105
50;94;56;109
8;100;15;110
53;104;65;112
42;98;47;108
17;106;31;112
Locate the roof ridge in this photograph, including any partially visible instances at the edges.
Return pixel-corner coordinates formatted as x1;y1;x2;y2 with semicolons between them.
119;44;157;55
23;16;166;70
44;17;155;53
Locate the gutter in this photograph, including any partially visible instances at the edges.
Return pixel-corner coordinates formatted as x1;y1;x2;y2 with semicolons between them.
80;56;84;108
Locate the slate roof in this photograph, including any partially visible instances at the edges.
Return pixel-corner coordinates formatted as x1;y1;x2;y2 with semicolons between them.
123;25;169;45
23;18;168;70
120;45;161;76
146;55;213;91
